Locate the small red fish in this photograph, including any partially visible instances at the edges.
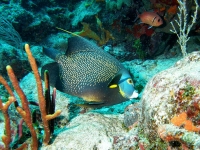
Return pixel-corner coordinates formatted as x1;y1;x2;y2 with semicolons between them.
139;12;163;27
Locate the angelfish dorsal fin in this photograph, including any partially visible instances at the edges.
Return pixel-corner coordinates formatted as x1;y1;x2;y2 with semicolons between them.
66;36;100;56
56;27;99;56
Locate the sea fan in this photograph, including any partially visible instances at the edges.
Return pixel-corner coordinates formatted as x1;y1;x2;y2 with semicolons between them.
0;17;23;50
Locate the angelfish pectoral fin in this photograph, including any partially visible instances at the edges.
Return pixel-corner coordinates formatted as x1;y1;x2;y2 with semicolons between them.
41;62;59;87
41;62;63;92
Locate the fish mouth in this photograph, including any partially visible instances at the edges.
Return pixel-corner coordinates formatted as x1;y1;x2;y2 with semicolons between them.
129;90;138;99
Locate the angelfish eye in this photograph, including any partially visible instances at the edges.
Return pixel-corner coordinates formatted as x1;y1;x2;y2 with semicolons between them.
158;19;160;22
127;79;133;84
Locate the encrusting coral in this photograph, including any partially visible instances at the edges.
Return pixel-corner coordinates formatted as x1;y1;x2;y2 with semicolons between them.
0;44;61;149
171;112;200;132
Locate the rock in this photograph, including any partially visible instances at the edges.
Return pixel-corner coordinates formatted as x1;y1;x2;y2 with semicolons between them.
112;127;139;150
0;43;30;80
158;124;200;149
42;113;126;150
123;103;139;128
138;51;200;148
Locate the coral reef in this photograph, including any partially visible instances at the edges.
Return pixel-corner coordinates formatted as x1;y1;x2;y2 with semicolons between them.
112;51;200;149
105;0;132;10
158;124;200;149
0;42;182;149
0;0;199;149
70;1;101;27
0;44;30;80
0;0;198;61
138;51;200;149
0;17;23;50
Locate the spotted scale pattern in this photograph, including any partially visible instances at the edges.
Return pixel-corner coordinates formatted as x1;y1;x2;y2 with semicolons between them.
56;49;123;96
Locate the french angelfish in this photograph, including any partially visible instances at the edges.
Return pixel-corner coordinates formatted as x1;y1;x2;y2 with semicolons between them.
139;11;163;28
41;36;138;107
